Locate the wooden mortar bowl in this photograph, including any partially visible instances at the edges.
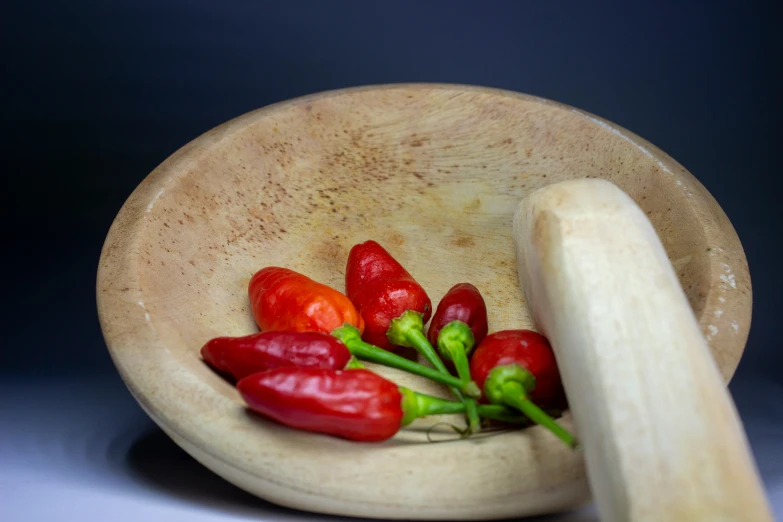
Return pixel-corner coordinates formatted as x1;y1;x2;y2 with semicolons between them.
97;84;751;520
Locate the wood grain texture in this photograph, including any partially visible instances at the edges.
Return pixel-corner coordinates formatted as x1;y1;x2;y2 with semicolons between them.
97;84;752;519
514;179;770;522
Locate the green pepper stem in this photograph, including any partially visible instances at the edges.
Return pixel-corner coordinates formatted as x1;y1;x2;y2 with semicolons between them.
398;389;531;433
455;352;481;434
463;399;481;434
399;389;528;428
389;312;450;375
502;382;577;448
484;364;577;448
476;404;529;424
437;321;481;434
452;351;472;384
399;387;469;426
332;324;481;399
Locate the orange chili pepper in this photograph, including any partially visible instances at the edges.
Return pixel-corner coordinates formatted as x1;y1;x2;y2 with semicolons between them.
248;267;365;335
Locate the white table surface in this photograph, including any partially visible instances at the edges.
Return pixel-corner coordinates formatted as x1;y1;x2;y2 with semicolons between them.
2;374;780;522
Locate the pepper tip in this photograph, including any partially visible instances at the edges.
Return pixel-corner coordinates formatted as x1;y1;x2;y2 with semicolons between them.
464;380;482;400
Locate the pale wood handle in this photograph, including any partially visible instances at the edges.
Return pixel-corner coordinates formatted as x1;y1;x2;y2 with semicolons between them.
513;179;771;522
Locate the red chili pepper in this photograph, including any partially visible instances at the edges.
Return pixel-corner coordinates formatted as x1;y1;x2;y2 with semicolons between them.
238;367;525;442
470;330;577;448
200;331;353;380
239;368;460;442
345;240;431;350
249;267;364;335
427;283;488;348
470;330;562;406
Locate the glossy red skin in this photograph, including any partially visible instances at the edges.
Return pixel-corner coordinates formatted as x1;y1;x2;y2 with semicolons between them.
249;267;364;335
345;240;432;350
427;283;489;348
237;368;403;442
469;330;564;407
201;331;352;380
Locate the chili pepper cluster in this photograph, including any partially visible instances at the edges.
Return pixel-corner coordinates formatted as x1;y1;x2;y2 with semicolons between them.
201;240;577;448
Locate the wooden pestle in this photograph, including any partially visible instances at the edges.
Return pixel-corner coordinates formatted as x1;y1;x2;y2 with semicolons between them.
513;179;772;522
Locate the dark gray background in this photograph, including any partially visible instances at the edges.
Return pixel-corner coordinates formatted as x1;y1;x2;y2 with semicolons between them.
2;1;781;520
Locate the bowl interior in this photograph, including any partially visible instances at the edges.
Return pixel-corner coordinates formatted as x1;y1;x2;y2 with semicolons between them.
98;85;750;519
